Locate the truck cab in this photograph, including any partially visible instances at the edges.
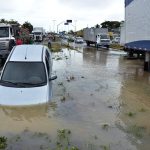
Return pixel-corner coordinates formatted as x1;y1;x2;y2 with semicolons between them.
33;32;43;42
32;27;44;42
0;24;16;63
97;34;110;48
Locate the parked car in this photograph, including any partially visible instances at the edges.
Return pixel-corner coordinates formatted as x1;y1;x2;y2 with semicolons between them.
0;45;57;106
112;37;120;43
75;37;84;44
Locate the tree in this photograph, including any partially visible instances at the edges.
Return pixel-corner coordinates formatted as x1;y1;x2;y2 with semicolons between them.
8;19;20;25
95;24;100;28
101;21;121;31
76;29;83;37
0;18;20;25
22;21;33;33
68;30;74;35
0;18;7;23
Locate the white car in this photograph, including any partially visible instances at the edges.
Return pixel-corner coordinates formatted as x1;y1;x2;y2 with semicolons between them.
75;37;84;44
113;37;120;43
0;45;57;106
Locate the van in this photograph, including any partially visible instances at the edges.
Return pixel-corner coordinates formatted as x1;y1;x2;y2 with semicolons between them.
0;45;57;106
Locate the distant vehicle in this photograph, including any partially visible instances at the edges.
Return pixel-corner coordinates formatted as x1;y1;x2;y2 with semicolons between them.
0;23;19;63
83;28;110;48
75;37;84;44
32;27;45;42
0;45;57;106
63;35;69;39
112;37;120;43
68;36;75;42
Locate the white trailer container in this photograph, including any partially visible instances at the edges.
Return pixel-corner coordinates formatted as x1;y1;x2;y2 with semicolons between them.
120;22;125;46
124;0;150;71
83;28;110;48
124;0;150;50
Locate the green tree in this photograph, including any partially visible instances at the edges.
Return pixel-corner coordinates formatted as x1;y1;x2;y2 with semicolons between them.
95;24;100;28
22;21;33;33
8;19;19;25
0;18;7;23
68;30;74;35
0;18;20;25
101;21;121;31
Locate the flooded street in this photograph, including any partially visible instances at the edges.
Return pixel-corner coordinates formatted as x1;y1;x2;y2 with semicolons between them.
0;46;150;150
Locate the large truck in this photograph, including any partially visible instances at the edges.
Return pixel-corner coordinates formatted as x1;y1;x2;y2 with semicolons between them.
83;28;110;48
124;0;150;71
32;27;45;42
0;23;19;63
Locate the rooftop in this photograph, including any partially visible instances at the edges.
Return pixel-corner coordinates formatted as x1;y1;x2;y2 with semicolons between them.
9;45;44;62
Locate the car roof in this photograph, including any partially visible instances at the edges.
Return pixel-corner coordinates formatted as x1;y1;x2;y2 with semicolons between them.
9;45;45;62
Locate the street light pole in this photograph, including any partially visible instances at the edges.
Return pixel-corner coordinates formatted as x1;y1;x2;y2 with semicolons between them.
52;20;56;33
74;20;77;32
57;21;65;33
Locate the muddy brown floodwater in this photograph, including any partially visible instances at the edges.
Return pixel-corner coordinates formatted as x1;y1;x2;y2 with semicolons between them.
0;47;150;150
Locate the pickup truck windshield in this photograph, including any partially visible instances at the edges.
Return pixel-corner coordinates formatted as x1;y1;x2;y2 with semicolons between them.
34;32;42;35
100;35;109;39
1;62;47;87
0;27;9;38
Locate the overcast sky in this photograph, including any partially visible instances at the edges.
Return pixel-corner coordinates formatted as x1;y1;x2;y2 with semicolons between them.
0;0;124;32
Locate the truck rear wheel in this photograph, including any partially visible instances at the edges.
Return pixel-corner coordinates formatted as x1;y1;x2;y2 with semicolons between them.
86;41;90;46
9;40;16;51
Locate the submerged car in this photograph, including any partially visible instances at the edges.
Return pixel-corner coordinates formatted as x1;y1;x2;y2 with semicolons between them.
0;45;57;106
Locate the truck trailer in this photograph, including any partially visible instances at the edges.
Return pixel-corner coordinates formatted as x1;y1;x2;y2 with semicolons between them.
124;0;150;71
83;28;110;48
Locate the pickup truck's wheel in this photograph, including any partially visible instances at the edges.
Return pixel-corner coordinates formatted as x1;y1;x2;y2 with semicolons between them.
86;41;90;46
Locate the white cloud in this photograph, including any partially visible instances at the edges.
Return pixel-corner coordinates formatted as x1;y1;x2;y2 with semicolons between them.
0;0;124;31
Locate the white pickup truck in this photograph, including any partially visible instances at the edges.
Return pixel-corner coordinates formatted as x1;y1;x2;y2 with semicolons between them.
32;27;45;42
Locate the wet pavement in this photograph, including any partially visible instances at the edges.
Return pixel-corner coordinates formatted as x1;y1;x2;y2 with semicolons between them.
0;46;150;150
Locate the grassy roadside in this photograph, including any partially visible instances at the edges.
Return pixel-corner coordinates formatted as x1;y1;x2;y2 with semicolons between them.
109;44;124;50
50;42;76;52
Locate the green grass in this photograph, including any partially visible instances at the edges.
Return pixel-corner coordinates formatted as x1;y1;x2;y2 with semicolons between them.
139;108;147;112
110;44;124;50
51;43;62;52
127;125;146;138
100;145;110;150
126;112;136;117
102;124;109;130
0;136;7;149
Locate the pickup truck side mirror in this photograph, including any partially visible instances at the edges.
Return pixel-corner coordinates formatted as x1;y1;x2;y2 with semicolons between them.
49;75;57;81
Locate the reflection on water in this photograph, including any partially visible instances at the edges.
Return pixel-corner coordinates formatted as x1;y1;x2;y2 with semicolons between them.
0;47;150;150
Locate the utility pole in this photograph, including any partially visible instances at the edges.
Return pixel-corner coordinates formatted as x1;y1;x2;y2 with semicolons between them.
74;20;77;32
52;20;56;33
